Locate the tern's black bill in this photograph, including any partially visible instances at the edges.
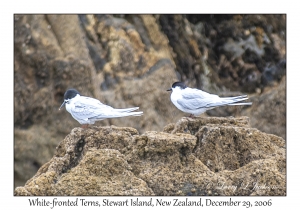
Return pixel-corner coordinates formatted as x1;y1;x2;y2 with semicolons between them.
166;88;172;91
59;101;66;110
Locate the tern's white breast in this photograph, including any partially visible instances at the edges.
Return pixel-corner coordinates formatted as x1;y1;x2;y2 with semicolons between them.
65;94;80;114
170;88;186;112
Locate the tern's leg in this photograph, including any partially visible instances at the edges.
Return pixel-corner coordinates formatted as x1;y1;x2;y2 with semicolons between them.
184;114;195;122
81;124;89;129
189;114;195;118
183;114;195;122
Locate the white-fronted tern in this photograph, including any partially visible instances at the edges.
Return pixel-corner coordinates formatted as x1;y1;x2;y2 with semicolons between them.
59;89;143;126
167;82;252;117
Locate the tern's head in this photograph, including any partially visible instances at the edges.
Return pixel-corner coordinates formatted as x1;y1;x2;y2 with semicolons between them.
59;89;80;110
167;82;187;92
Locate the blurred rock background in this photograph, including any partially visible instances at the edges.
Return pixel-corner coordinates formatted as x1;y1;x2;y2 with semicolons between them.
14;14;286;188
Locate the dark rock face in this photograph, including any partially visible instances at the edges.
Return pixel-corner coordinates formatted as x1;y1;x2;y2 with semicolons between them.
15;117;286;196
160;14;286;93
14;14;286;189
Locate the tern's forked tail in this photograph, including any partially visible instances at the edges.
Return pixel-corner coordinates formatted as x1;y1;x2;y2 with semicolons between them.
225;95;252;106
113;107;143;118
113;107;140;113
110;110;143;118
228;102;252;106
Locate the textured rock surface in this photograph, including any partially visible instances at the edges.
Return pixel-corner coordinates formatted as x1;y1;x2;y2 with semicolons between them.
241;77;286;139
15;117;286;196
14;14;286;188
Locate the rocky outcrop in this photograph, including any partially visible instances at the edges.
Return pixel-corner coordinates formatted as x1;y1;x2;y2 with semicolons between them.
15;117;286;196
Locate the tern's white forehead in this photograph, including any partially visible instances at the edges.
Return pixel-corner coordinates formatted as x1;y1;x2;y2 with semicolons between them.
172;86;183;91
70;94;80;100
65;94;80;104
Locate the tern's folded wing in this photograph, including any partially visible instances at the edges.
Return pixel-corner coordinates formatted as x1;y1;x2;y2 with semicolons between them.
71;98;112;120
181;88;216;99
176;97;213;110
178;94;246;110
177;88;220;110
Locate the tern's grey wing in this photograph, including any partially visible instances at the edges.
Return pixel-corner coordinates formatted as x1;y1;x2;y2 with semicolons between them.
176;88;220;110
177;97;215;110
71;97;112;120
181;88;216;99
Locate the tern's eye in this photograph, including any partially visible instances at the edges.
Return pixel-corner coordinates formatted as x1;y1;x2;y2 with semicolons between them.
65;99;70;104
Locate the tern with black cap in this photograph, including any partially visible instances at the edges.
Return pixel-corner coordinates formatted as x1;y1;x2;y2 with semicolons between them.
59;89;143;127
167;82;252;117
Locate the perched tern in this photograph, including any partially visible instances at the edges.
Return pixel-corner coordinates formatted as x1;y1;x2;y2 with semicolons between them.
59;89;143;126
167;82;252;117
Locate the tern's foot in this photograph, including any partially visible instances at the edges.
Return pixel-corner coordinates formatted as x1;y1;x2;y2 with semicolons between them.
81;124;89;129
182;114;195;122
182;115;194;122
